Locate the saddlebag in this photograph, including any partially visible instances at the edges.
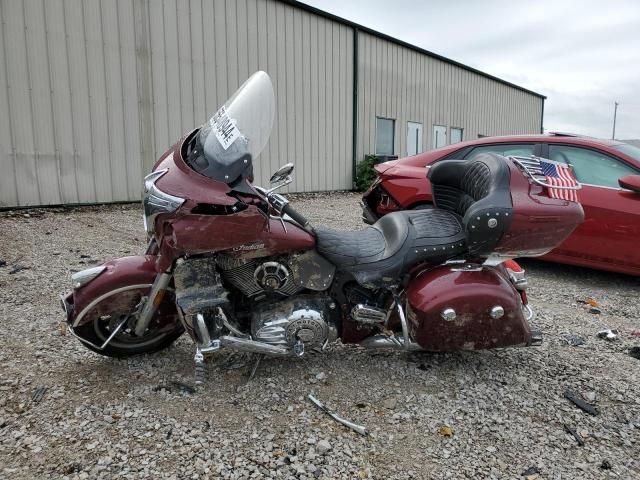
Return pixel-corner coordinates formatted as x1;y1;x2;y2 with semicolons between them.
406;265;532;352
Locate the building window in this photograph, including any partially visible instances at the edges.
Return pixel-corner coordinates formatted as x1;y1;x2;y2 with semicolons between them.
375;117;395;155
450;127;463;144
407;122;423;156
432;125;447;149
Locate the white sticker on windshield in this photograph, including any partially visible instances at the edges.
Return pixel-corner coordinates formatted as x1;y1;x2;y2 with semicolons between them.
210;106;241;150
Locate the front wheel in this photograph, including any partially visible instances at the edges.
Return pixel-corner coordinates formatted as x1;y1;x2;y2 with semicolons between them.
72;286;184;358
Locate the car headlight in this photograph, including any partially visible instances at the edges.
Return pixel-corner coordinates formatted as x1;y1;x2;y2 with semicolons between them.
142;169;185;235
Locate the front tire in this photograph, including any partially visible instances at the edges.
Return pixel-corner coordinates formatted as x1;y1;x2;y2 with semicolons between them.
72;286;184;358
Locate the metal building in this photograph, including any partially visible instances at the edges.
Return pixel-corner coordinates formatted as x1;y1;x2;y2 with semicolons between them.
0;0;544;208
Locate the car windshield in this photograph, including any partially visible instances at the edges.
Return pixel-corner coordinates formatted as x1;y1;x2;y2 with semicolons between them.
613;143;640;161
190;71;276;186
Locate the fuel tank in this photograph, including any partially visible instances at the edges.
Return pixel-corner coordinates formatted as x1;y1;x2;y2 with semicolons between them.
407;265;532;352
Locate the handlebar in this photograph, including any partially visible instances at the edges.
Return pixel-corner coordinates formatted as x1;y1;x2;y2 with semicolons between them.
282;202;310;229
254;186;311;230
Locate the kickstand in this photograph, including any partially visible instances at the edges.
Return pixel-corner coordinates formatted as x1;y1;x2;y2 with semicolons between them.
237;354;264;392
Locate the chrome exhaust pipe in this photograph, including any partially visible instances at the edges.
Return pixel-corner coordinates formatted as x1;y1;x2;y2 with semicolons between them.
219;336;289;356
359;334;422;351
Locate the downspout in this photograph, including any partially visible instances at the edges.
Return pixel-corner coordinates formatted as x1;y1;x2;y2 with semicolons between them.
352;27;359;190
540;97;545;134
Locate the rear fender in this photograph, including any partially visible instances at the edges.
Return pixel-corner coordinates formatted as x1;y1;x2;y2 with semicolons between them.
63;256;161;328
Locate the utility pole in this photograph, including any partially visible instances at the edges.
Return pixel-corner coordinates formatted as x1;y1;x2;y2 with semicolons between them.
612;101;619;140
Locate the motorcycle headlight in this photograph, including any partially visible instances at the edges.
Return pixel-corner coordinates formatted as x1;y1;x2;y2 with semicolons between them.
142;169;185;235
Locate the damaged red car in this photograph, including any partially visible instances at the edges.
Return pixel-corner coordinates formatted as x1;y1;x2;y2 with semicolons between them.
361;134;640;276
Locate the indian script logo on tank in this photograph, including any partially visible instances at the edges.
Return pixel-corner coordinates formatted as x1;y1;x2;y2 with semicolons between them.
231;242;266;252
210;106;241;150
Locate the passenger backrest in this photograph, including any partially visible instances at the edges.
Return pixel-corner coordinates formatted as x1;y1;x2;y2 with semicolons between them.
428;153;513;255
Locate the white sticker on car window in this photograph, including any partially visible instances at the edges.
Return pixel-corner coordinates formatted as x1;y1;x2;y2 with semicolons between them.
210;106;241;150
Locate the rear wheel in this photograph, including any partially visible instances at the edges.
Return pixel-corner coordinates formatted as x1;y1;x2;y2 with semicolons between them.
72;286;184;358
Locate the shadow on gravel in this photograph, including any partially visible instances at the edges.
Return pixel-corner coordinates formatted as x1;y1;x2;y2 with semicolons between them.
65;344;529;394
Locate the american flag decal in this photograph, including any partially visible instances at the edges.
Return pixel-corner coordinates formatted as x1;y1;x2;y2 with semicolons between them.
539;159;579;202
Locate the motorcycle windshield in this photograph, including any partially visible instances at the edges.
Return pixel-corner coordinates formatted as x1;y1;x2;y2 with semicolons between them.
196;71;275;185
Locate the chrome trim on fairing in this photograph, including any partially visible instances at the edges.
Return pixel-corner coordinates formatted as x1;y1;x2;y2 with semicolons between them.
142;169;185;235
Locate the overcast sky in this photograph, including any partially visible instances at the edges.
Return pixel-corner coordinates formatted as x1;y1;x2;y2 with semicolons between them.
305;0;640;140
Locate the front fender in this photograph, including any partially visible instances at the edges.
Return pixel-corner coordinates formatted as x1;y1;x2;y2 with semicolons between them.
63;256;161;328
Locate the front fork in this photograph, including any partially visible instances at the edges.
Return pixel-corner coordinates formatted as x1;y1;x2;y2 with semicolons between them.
133;271;172;336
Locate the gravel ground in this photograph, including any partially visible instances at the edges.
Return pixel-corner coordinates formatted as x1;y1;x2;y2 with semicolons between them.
0;191;639;480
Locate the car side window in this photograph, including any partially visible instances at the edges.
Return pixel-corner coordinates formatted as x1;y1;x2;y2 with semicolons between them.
548;145;637;188
464;144;535;159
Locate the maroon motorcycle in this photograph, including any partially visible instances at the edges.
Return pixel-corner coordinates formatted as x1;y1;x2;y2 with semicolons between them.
61;72;584;382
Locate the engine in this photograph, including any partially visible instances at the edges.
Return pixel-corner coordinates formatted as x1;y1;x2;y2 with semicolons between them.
251;295;338;354
216;254;303;298
174;253;338;356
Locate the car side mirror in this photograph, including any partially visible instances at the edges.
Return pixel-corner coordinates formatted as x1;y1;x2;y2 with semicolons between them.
618;175;640;193
270;163;294;184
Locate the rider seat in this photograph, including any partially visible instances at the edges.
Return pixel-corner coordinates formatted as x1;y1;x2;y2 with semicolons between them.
315;153;513;286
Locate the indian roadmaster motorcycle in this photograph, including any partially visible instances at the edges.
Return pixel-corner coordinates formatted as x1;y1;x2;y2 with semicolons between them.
61;72;584;383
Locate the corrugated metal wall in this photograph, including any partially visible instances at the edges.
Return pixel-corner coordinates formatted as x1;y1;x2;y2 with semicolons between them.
0;0;543;208
0;0;354;207
355;31;543;161
144;0;354;194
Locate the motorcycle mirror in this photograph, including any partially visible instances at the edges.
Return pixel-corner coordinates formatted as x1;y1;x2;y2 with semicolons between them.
270;163;294;184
